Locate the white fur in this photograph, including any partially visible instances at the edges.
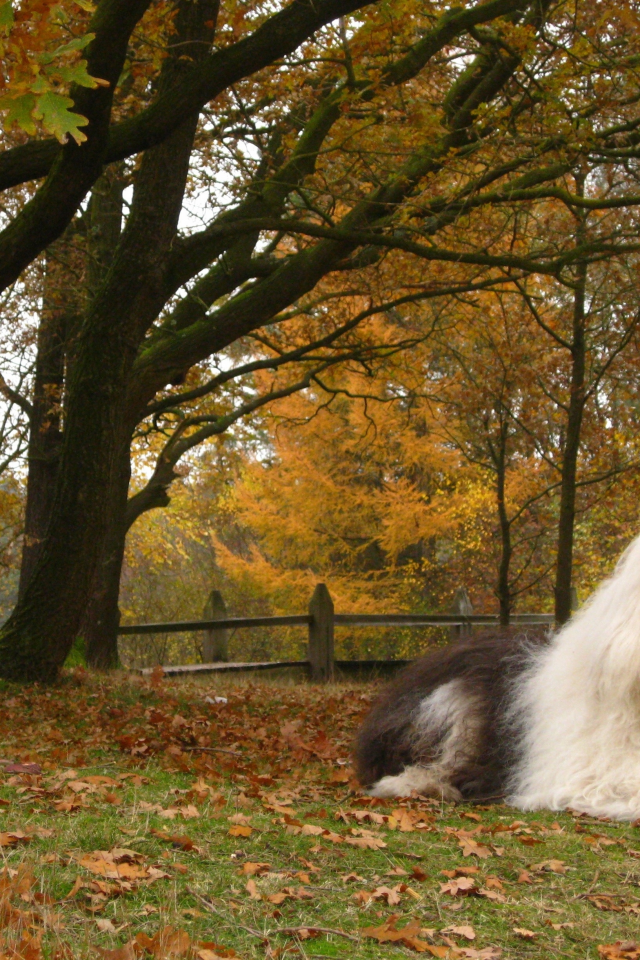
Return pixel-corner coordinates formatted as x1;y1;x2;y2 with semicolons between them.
369;679;481;801
508;535;640;819
367;534;640;818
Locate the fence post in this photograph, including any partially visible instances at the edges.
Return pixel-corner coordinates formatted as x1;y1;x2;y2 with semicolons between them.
451;586;474;640
308;583;334;682
202;589;230;663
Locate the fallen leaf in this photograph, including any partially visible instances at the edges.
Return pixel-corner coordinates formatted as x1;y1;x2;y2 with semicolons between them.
531;860;566;874
245;879;260;900
598;944;640;959
440;877;478;897
361;915;430;953
479;887;506;903
241;862;270;877
443;925;476;941
588;895;623;912
151;830;195;851
228;825;252;838
135;926;191;958
4;763;42;775
459;837;492;858
63;876;84;899
0;831;30;847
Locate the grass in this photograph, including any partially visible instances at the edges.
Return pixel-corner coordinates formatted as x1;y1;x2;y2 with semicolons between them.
0;669;637;959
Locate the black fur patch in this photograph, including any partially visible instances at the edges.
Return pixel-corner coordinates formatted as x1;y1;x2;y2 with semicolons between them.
353;630;548;800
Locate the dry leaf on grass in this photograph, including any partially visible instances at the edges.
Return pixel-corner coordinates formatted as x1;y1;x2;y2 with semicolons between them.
459;838;493;859
245;879;260;901
440;877;506;904
513;928;536;940
0;831;30;847
598;945;640;959
96;926;240;960
80;851;150;881
345;833;387;851
228;825;252;838
150;830;196;852
361;915;431;953
440;877;479;897
76;848;170;892
4;763;42;775
354;885;402;906
442;925;476;941
530;859;566;874
240;863;269;877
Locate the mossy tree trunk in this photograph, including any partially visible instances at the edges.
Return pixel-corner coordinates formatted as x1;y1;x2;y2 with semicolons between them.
0;0;218;680
18;243;70;599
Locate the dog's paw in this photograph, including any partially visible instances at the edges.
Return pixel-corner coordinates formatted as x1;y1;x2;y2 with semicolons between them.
368;774;411;798
369;767;463;801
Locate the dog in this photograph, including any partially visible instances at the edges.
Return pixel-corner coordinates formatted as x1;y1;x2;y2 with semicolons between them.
355;535;640;820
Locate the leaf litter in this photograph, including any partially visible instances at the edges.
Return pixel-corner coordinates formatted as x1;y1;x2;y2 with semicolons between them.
0;672;637;958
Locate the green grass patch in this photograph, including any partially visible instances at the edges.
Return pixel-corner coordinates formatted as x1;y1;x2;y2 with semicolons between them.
0;671;636;959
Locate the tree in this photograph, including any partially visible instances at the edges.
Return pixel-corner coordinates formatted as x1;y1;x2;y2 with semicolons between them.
510;207;640;623
429;292;559;624
82;300;421;667
3;0;640;679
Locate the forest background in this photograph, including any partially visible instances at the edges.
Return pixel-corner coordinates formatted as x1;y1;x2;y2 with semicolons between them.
2;0;640;673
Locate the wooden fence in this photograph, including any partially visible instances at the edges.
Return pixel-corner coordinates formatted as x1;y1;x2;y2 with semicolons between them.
118;583;555;682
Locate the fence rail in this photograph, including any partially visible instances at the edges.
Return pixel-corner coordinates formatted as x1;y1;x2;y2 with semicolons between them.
119;583;556;681
118;614;311;636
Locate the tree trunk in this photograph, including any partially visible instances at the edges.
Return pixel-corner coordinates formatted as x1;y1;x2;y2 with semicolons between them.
0;281;140;680
0;0;216;681
495;437;512;626
81;453;131;670
18;239;77;598
554;240;587;625
81;439;180;668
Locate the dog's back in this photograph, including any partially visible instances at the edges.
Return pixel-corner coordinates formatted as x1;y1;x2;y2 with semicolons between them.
354;630;547;800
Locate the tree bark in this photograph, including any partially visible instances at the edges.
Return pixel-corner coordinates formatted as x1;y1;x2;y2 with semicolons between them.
495;426;513;626
553;292;586;623
18;240;76;598
81;450;131;670
554;222;587;625
82;445;176;669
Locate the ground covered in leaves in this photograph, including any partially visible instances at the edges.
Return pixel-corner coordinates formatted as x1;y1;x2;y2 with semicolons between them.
0;669;638;959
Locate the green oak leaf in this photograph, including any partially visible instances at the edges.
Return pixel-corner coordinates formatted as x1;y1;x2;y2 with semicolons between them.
0;93;37;135
38;32;95;64
32;90;89;144
54;61;107;89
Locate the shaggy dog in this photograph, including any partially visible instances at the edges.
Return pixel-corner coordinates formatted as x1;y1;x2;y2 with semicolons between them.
355;536;640;820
